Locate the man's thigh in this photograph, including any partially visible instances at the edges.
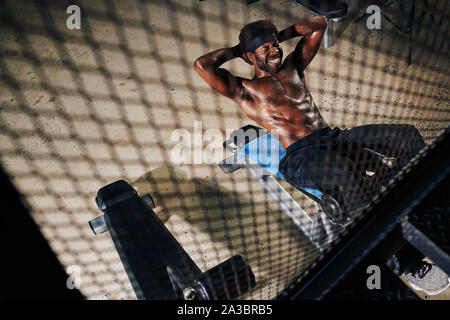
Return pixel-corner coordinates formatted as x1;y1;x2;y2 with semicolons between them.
300;149;364;190
280;148;352;188
339;124;425;159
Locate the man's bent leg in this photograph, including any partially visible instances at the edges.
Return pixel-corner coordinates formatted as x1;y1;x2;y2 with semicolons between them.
337;124;426;182
341;125;430;283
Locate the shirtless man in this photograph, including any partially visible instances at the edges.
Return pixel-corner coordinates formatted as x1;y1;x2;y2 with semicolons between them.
194;17;328;150
194;17;425;223
194;17;450;295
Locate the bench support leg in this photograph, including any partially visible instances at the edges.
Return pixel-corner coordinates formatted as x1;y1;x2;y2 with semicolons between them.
324;18;334;48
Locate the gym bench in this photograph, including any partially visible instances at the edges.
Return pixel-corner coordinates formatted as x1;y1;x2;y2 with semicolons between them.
291;0;348;48
219;125;395;251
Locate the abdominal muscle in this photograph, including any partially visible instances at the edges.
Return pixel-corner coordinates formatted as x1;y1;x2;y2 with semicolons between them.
241;75;328;149
243;94;328;150
260;103;327;149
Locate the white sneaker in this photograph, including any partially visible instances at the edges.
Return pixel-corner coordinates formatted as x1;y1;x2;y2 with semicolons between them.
404;261;450;296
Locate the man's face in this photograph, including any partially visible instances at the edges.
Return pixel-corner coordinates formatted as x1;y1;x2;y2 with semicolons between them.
253;40;283;74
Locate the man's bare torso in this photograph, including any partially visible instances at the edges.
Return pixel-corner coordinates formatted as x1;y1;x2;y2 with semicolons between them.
193;17;330;149
238;66;328;149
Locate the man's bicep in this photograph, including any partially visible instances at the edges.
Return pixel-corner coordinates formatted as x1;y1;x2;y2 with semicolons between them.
196;66;245;102
292;30;325;70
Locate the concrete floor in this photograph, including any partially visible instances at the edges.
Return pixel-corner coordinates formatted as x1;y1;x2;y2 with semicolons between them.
0;0;449;299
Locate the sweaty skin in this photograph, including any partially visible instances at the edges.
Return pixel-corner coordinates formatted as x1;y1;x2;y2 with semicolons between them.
240;65;328;148
194;16;329;149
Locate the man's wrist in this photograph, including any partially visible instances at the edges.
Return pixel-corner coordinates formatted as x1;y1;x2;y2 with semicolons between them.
278;25;296;42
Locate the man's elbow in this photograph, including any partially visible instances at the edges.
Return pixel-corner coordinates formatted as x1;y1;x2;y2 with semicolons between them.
193;58;203;73
316;16;328;30
194;58;209;76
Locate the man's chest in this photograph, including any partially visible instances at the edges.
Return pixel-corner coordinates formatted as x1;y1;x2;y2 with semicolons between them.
244;71;310;104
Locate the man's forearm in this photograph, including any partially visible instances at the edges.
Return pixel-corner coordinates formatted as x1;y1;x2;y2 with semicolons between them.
194;45;241;70
278;16;327;43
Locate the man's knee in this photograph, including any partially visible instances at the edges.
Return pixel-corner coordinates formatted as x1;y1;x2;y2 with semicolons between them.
403;124;425;147
403;124;419;134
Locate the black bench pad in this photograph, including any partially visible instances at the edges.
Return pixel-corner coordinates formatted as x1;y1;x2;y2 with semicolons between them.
292;0;348;19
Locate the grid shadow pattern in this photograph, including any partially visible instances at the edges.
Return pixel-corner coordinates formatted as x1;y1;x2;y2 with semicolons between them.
0;0;448;299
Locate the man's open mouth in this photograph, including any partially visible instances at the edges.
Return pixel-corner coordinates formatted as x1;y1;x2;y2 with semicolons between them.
267;55;281;65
